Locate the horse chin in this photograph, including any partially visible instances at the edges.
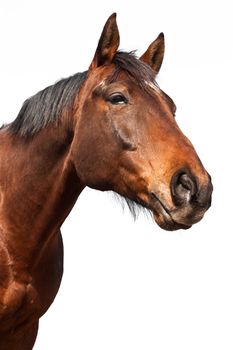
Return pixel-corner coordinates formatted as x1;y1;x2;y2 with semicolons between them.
152;200;192;231
153;212;192;231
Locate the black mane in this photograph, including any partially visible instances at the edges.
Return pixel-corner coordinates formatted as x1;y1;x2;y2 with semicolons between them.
8;51;156;137
9;71;88;136
111;51;155;87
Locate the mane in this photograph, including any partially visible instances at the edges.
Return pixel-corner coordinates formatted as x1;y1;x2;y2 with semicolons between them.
111;51;156;89
9;71;88;137
8;51;156;137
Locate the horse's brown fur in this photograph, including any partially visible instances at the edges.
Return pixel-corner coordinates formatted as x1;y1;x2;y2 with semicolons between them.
0;13;212;348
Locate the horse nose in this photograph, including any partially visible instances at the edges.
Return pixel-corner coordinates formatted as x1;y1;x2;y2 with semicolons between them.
171;170;213;207
171;171;197;205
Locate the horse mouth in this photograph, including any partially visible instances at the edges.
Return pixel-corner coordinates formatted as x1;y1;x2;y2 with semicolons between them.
150;193;192;231
114;191;192;231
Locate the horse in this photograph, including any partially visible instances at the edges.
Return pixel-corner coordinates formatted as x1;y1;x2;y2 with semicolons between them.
0;13;212;349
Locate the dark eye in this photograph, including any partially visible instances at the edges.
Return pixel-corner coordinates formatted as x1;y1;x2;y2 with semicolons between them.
107;93;128;105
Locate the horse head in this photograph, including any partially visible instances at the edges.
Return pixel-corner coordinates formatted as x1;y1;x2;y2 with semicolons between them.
71;14;213;230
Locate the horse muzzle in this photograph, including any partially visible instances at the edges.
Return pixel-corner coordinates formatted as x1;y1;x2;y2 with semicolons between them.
150;169;213;231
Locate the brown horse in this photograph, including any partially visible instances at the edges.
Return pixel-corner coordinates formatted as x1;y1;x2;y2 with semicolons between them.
0;13;212;349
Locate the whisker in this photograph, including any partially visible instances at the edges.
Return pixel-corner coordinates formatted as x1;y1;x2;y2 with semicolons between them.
110;191;153;221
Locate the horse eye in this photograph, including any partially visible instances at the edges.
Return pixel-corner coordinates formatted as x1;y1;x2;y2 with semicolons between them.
107;93;128;105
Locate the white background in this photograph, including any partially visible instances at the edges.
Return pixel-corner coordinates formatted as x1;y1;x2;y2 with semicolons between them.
0;1;233;349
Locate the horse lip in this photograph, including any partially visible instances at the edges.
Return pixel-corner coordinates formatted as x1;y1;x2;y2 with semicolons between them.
150;192;192;231
150;192;170;214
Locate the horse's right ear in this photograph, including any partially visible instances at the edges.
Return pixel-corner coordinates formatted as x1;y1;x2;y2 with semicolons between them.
89;13;120;70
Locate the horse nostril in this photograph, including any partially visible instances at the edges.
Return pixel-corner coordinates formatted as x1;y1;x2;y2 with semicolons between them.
171;171;197;205
179;173;196;194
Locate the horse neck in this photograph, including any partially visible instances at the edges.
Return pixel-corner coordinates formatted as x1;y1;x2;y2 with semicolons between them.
0;124;85;265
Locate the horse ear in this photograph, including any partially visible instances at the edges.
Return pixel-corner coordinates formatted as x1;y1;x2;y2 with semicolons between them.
140;33;165;75
89;13;120;70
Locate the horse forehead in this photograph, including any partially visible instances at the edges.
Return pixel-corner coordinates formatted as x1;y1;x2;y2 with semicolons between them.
89;73;168;109
144;80;160;93
144;81;175;112
92;77;158;92
144;81;168;101
96;79;107;89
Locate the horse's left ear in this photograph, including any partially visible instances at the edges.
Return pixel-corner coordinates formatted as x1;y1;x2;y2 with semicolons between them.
89;13;120;70
140;33;165;75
